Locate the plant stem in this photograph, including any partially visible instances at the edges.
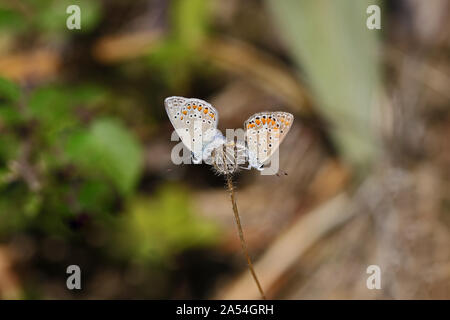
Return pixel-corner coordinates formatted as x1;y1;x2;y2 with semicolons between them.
226;174;266;300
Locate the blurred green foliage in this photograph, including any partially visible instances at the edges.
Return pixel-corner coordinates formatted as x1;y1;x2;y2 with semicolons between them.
0;77;20;101
147;0;211;90
268;0;381;169
114;184;219;264
0;77;219;264
0;0;101;35
0;79;113;234
66;118;143;196
0;7;26;32
0;1;223;281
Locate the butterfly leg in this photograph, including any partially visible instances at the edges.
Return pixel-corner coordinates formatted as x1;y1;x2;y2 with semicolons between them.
191;152;203;164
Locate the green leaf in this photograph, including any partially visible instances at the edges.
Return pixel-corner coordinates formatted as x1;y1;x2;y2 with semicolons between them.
0;77;20;102
29;86;79;141
0;105;23;126
0;134;20;162
66;118;143;195
172;0;209;47
71;84;107;106
267;0;381;168
0;9;26;31
78;180;114;213
37;0;101;33
113;184;219;263
147;0;210;89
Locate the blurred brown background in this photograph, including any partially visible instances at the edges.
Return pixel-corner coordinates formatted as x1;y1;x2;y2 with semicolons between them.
0;0;449;299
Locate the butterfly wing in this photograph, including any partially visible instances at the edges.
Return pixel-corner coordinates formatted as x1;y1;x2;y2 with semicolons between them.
165;96;220;161
244;111;294;169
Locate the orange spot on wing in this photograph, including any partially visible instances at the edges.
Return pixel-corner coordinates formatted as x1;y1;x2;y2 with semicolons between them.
204;108;209;114
255;119;261;125
262;118;266;125
210;113;214;118
180;116;183;120
187;106;191;109
193;105;197;109
198;106;202;111
182;111;187;115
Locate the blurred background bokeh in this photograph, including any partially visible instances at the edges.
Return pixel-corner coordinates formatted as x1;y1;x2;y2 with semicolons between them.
0;0;449;299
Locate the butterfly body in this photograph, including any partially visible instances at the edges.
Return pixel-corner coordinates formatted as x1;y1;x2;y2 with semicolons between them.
210;140;248;175
164;96;293;175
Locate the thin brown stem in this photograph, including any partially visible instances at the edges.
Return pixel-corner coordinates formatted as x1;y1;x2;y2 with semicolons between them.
226;174;266;300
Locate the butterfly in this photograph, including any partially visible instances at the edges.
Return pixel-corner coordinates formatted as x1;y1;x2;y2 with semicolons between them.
164;96;293;175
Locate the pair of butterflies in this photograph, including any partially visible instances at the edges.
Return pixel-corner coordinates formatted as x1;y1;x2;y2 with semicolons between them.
165;96;293;175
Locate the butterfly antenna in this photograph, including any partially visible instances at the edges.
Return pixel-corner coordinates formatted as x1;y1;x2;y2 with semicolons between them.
225;174;266;300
